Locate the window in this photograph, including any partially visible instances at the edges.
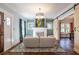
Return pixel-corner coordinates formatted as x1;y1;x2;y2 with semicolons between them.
47;22;52;29
28;22;34;30
66;24;70;33
61;23;70;33
22;21;24;38
6;17;10;26
61;23;65;33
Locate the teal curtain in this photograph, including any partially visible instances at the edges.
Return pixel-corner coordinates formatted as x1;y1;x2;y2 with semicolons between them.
19;19;23;42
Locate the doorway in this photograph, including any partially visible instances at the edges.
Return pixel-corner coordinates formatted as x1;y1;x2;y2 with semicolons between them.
60;14;74;51
19;19;26;42
0;12;4;52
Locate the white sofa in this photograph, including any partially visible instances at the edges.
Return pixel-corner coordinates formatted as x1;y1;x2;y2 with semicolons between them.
40;37;57;47
23;37;39;47
23;37;57;48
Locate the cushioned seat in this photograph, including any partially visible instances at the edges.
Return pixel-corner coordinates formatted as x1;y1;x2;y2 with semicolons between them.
23;37;57;48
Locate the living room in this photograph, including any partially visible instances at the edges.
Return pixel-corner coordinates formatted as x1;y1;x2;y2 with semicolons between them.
0;3;79;55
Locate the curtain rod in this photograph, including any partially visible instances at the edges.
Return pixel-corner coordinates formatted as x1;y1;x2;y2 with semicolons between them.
55;3;79;19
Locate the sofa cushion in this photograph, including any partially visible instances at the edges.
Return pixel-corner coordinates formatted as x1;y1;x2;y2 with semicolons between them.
23;37;39;47
23;37;57;48
40;37;57;47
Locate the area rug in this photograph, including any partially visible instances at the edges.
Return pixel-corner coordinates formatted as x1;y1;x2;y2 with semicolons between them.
10;43;67;52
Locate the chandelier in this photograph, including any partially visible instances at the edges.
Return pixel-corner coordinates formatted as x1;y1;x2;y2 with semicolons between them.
36;8;44;19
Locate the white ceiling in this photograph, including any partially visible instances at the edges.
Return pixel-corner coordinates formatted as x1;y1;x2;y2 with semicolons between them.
4;3;74;19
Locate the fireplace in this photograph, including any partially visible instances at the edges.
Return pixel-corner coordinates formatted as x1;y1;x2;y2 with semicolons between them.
36;32;44;37
33;28;47;37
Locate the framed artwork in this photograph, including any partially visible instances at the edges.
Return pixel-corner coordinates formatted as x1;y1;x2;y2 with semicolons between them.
35;18;44;27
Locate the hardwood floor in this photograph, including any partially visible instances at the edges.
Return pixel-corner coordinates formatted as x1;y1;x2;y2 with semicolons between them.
1;38;79;55
3;51;79;55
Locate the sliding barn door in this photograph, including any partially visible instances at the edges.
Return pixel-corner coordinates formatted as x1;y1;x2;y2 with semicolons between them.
0;12;4;52
74;5;79;53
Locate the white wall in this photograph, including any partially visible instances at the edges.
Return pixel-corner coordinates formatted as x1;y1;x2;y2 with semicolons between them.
61;15;74;23
53;19;60;40
0;4;25;51
12;15;20;46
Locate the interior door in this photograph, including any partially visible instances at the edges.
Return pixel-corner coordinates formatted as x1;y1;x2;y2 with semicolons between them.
0;12;4;52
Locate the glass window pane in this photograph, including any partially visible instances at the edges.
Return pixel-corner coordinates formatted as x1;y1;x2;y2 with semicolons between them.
28;22;34;30
47;22;52;29
66;24;70;33
6;17;10;26
61;23;65;33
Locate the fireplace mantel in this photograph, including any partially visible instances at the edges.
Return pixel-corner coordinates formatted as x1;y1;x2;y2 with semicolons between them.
33;27;47;37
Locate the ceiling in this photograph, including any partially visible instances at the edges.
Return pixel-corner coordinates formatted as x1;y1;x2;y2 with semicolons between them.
4;3;74;19
61;14;74;23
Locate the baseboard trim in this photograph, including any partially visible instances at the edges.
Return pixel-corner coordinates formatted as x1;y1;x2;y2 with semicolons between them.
73;47;79;54
73;50;79;54
3;52;79;55
73;51;79;55
0;41;21;55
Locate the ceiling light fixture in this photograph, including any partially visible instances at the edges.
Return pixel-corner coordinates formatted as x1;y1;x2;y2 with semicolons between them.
36;8;44;19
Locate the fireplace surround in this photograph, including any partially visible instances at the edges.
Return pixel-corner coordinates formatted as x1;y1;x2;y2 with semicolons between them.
33;27;47;37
